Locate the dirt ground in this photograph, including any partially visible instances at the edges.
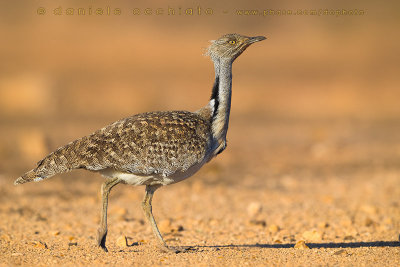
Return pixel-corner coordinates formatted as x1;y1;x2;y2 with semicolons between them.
1;118;400;266
1;1;400;266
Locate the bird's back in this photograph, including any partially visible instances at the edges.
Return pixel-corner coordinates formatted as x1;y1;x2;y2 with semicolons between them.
15;111;213;185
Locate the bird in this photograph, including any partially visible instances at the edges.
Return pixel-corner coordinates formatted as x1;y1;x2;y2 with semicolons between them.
15;33;266;253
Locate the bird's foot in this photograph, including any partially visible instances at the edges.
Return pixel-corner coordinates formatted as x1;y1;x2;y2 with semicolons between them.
98;244;108;252
96;230;108;252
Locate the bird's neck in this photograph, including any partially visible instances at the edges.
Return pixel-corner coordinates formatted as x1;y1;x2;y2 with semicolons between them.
209;59;232;151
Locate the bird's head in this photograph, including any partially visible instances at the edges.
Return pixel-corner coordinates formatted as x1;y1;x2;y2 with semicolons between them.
206;33;266;62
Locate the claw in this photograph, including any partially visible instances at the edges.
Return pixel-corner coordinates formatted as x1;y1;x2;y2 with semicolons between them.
99;237;108;252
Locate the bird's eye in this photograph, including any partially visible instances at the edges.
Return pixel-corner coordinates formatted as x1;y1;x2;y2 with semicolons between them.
229;40;236;45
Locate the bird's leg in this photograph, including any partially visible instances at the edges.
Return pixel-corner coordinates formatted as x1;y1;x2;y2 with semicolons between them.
97;177;121;252
142;185;180;253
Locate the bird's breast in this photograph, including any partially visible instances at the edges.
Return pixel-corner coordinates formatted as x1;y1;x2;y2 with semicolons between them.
100;155;210;186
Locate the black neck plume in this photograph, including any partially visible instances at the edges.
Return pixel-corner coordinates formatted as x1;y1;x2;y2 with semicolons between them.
210;75;220;118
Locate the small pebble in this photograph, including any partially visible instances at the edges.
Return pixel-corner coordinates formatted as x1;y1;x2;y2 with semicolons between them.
0;234;11;242
344;235;354;241
116;236;128;247
209;219;219;226
302;230;322;241
294;240;310;249
383;217;393;225
33;241;48;249
243;230;257;238
50;231;60;236
249;219;266;227
340;218;352;227
159;219;183;233
159;219;172;233
176;225;184;232
114;208;128;221
11;253;23;257
115;207;128;216
247;202;262;217
365;217;376;227
268;224;280;233
318;222;329;228
361;205;377;215
333;249;347;255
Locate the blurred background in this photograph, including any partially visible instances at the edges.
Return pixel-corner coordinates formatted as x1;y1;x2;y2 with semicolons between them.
0;0;399;183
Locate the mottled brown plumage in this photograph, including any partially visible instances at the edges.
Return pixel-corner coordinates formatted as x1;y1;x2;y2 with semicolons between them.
15;33;266;253
16;111;212;185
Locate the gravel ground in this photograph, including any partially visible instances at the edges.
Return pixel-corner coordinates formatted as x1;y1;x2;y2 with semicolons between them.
1;119;399;266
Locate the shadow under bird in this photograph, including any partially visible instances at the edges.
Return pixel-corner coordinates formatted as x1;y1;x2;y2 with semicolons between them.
15;33;266;253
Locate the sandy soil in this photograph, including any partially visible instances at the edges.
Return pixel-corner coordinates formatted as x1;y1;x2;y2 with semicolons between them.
1;1;400;265
1;119;399;266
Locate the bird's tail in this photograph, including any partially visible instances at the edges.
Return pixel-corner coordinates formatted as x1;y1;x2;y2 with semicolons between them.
14;169;46;185
14;142;82;185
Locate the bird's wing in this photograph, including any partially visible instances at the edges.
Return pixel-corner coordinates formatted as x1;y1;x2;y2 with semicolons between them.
82;110;212;176
16;111;212;184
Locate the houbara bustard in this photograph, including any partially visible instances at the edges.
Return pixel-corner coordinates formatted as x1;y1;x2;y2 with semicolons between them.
15;33;266;252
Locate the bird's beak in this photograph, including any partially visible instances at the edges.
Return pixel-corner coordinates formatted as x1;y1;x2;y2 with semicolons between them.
248;36;267;44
